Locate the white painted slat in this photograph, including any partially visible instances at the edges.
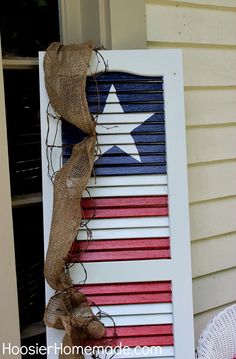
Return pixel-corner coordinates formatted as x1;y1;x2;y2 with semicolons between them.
99;313;173;326
80;216;169;230
96;154;141;162
92;303;173;316
191;233;236;278
98;91;120;102
87;174;167;186
187;125;236;164
69;260;174;283
96;123;161;134
146;2;236;45
185;89;236;126
97;134;163;145
100;144;164;154
77;227;169;240
96;112;163;124
85;347;175;359
193;267;236;314
147;46;236;86
84;185;168;197
190;196;236;240
97;101;155;114
188;160;236;202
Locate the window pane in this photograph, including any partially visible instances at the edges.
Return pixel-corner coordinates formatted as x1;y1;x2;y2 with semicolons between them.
4;69;42;195
13;204;45;328
1;0;60;57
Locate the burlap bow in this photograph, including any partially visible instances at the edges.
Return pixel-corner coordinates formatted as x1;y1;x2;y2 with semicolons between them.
43;42;105;358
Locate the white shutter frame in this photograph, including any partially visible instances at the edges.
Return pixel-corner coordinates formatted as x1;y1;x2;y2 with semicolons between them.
39;49;195;359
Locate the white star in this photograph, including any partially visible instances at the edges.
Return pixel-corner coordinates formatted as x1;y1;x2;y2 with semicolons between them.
96;85;154;162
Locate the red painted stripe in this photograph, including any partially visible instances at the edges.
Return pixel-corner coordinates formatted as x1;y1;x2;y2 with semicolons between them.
78;282;171;295
106;324;173;337
69;238;170;261
77;281;171;295
76;238;170;251
74;249;170;262
75;282;172;305
112;335;174;347
82;206;168;218
81;196;168;209
87;335;174;347
84;292;172;305
85;325;174;347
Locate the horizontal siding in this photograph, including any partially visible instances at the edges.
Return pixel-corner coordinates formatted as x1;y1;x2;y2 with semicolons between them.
190;197;236;240
188;161;236;202
158;0;236;7
191;232;236;277
182;48;236;87
147;2;236;45
193;267;236;313
187;125;236;163
185;88;236;126
148;46;236;86
146;0;236;345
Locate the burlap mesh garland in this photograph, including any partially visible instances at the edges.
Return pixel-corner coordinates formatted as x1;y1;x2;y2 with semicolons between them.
43;42;105;358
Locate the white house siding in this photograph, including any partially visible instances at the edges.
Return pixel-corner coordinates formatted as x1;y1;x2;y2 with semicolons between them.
146;0;236;343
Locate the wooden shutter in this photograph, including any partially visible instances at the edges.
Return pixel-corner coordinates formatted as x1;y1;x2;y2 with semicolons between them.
40;49;195;359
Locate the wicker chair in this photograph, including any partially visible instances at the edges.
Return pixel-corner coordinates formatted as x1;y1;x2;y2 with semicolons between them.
197;304;236;359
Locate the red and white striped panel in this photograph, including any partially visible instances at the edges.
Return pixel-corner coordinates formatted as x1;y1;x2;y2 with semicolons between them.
69;195;169;262
78;282;174;357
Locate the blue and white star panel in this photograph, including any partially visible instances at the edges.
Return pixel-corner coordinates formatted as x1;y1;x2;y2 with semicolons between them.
40;49;195;359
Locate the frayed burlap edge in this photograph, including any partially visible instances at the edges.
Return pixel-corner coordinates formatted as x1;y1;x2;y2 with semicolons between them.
43;42;105;359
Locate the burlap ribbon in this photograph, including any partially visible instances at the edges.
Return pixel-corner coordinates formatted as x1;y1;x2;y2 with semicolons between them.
43;42;105;358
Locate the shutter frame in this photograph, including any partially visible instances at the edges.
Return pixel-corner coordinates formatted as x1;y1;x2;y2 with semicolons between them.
40;49;195;359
